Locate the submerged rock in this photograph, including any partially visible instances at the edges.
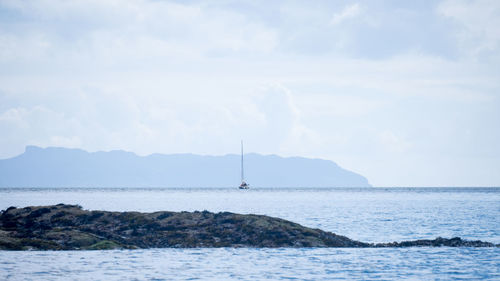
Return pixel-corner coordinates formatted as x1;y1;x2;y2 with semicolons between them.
0;204;497;250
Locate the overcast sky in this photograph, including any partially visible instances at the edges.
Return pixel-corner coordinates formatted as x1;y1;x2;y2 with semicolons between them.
1;0;499;186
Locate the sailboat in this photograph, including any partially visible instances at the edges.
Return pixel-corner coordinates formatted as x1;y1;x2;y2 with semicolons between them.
239;140;249;189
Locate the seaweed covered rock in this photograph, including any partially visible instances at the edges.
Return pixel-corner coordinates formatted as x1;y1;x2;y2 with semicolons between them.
0;204;366;250
0;204;497;250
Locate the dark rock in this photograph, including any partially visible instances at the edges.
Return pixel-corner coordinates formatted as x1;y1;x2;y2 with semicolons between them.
0;204;497;250
374;237;497;248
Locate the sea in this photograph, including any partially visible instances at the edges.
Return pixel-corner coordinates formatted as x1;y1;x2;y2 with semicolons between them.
0;187;499;280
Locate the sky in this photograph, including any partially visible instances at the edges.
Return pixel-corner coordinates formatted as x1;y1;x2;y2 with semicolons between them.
0;0;499;187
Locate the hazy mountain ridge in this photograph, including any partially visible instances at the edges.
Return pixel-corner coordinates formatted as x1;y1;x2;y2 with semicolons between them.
0;146;371;187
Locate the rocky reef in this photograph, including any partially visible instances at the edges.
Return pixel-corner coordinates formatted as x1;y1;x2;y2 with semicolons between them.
0;204;497;250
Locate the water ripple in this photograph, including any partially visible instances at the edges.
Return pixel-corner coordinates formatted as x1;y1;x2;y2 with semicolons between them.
0;188;499;279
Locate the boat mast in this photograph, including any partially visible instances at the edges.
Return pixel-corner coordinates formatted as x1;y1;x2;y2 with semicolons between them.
241;140;244;182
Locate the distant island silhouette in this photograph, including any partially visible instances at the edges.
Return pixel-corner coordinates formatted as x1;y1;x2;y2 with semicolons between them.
0;146;371;188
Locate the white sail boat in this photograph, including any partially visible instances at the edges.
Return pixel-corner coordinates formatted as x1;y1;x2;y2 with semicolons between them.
239;140;249;189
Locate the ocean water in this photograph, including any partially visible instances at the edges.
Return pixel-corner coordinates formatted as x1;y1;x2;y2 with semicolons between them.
0;187;499;280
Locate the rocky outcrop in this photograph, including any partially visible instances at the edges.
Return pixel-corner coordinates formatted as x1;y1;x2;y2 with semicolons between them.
0;205;497;250
374;237;496;248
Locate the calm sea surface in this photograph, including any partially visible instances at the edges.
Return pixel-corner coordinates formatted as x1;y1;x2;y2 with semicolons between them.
0;187;499;280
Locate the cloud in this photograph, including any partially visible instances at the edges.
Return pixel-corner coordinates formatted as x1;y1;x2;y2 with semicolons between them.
377;130;413;153
330;3;361;26
438;0;500;60
0;105;83;155
0;1;499;186
0;0;278;68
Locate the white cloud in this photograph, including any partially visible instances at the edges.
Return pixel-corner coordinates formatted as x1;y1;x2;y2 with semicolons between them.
0;1;499;186
377;130;413;153
438;0;500;59
0;105;83;155
47;136;82;148
330;3;361;26
0;0;278;67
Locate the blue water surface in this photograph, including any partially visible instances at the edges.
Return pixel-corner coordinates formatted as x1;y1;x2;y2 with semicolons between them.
0;187;499;280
